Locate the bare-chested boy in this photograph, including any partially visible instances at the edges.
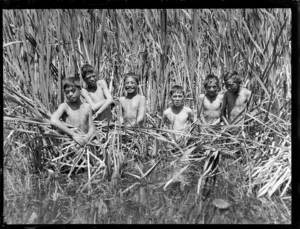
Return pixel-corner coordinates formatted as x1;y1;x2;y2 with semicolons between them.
198;74;223;127
51;77;96;146
163;85;194;139
119;73;146;127
221;71;252;134
81;64;114;122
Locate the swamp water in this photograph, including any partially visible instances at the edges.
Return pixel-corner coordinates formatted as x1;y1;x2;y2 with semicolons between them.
3;157;291;224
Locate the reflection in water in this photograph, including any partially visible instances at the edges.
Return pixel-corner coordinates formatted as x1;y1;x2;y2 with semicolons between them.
4;159;291;224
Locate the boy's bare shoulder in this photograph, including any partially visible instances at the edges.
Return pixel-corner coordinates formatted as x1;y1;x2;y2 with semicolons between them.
163;107;171;115
184;106;193;112
81;88;88;95
83;102;91;108
217;93;224;99
137;94;146;100
53;103;69;116
240;87;251;98
119;96;125;102
82;102;92;111
243;87;251;94
199;94;205;99
58;102;69;110
96;79;107;87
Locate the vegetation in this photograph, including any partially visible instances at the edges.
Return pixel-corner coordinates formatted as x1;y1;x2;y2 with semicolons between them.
3;9;291;224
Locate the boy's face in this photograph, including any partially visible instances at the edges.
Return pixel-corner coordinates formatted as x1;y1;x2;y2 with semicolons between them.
84;72;97;87
205;81;218;96
64;86;80;103
171;91;184;107
225;79;239;94
124;77;138;94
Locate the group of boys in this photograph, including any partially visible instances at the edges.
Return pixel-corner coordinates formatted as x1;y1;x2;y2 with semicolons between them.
50;65;146;147
162;72;252;139
51;65;252;148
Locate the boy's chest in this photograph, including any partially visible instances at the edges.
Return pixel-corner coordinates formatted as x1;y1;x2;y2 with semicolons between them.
87;88;105;101
122;98;140;110
227;93;247;107
66;107;88;124
168;110;188;122
204;97;222;110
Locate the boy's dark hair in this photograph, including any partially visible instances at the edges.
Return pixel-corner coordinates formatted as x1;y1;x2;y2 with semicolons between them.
63;77;81;90
124;73;139;85
204;74;220;89
224;71;242;84
170;85;185;96
81;64;96;79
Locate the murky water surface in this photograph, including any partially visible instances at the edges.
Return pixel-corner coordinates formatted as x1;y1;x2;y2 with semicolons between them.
4;159;291;224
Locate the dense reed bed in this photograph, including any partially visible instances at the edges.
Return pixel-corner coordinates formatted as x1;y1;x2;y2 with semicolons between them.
3;9;291;224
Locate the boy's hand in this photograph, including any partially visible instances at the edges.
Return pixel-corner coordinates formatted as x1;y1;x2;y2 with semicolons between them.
93;110;102;120
83;136;90;144
72;133;86;146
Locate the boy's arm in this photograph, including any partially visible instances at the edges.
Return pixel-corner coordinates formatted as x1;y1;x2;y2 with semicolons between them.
248;91;259;118
50;104;86;146
118;98;124;126
94;80;114;117
188;108;195;123
83;105;96;142
136;96;146;126
221;93;229;125
198;95;207;124
161;110;168;128
81;88;105;112
246;90;253;112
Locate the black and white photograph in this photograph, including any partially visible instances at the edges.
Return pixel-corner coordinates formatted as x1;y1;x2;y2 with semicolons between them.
3;8;292;224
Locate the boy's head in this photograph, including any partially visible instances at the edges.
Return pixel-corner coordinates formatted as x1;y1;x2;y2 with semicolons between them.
124;73;139;84
224;71;242;93
124;73;139;94
170;85;185;107
204;74;220;96
63;77;81;103
81;64;98;86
